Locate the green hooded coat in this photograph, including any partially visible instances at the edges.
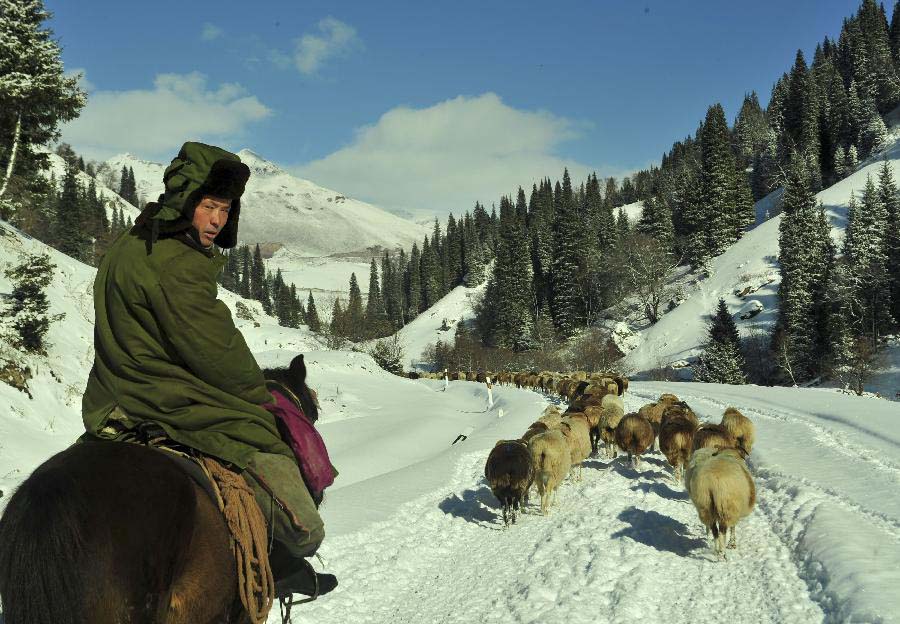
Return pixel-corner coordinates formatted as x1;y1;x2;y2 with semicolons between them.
82;143;292;469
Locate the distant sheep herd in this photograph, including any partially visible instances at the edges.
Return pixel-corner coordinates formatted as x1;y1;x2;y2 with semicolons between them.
415;369;757;559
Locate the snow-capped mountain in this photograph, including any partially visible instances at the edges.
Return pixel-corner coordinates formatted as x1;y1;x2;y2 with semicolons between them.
104;149;429;258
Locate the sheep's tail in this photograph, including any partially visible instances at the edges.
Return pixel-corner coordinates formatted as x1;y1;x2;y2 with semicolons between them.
539;451;550;487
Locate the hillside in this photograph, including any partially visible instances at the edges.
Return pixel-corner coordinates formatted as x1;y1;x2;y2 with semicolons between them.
104;150;429;258
620;132;900;379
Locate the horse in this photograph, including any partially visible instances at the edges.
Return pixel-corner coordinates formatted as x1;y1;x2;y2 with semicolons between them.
0;355;314;624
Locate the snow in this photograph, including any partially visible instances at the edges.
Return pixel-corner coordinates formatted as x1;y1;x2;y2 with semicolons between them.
618;200;643;224
2;222;900;623
394;280;486;367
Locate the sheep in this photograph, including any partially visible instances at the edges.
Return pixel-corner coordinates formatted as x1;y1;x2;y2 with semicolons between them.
692;423;737;452
522;421;550;444
527;429;572;514
720;407;755;456
594;394;624;457
684;447;756;557
485;440;535;526
614;413;655;469
659;414;697;483
559;413;592;480
599;399;626;460
638;394;684;451
661;401;699;429
613;375;629;396
538;406;563;429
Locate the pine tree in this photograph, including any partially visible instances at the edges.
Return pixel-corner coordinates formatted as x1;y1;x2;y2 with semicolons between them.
733;91;769;169
365;257;391;338
407;242;421;318
636;194;675;252
843;175;893;342
345;272;365;342
698;103;740;259
54;161;89;260
878;160;900;324
239;245;251;297
306;291;321;333
490;195;534;350
0;0;86;216
3;252;63;353
550;171;581;337
775;156;836;381
250;244;265;302
329;298;347;342
420;235;440;309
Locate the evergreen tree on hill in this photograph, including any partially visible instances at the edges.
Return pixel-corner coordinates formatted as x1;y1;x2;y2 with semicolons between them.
0;0;86;218
54;162;89;261
550;170;581;337
407;242;421;318
365;257;391;338
345;273;365;342
695;298;747;384
878;160;900;324
306;291;321;333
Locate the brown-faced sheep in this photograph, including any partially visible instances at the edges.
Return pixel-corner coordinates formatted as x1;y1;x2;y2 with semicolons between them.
613;375;629;396
527;429;572;515
485;440;535;526
692;423;737;452
684;447;756;557
594;394;624;457
615;413;655;469
637;394;680;451
599;401;626;460
659;414;697;483
559;414;592;480
720;407;755;456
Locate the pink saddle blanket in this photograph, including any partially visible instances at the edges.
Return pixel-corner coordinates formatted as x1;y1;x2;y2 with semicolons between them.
263;389;336;498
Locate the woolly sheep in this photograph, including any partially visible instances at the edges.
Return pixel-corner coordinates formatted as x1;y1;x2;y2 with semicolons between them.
599;399;626;460
685;447;756;557
692;423;737;452
720;407;755;456
659;414;697;483
661;401;700;429
615;413;655;469
559;414;592;480
528;429;572;515
485;440;535;526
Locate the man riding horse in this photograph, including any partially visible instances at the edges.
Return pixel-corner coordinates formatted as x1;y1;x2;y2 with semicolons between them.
80;141;336;599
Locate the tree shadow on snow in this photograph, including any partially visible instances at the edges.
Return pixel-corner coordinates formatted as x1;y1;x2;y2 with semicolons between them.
630;480;690;501
438;486;503;528
611;507;708;556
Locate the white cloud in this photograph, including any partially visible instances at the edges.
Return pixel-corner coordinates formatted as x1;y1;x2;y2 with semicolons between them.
201;23;224;41
291;17;361;75
293;93;610;221
60;72;271;162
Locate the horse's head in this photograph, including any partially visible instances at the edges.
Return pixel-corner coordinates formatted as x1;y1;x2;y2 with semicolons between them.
263;354;318;423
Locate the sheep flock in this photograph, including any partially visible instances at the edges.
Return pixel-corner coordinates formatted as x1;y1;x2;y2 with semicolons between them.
416;369;757;559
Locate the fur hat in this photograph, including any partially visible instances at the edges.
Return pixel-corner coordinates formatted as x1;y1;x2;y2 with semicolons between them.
142;141;250;249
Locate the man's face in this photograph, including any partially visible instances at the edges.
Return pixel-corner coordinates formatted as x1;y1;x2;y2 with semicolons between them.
192;195;231;248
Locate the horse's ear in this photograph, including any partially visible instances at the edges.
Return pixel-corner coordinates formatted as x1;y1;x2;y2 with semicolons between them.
288;354;307;385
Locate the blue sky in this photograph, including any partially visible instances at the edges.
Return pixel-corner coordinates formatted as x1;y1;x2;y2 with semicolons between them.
52;0;866;219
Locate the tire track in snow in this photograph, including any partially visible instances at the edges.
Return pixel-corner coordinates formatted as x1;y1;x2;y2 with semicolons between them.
295;450;823;624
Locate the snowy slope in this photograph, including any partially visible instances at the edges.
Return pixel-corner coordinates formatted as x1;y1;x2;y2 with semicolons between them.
105;150;428;257
621;135;900;378
45;152;142;224
395;280;487;367
2;225;900;623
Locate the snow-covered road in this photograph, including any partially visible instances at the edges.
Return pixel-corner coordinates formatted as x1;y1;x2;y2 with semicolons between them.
292;379;900;624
